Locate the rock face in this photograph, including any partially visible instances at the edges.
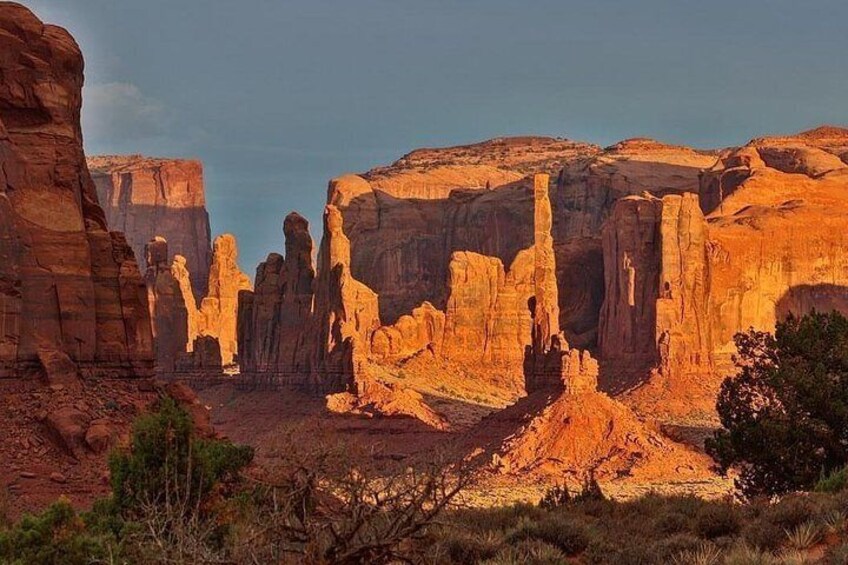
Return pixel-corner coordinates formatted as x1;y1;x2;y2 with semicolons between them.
239;207;382;392
0;3;153;379
701;130;848;369
524;175;599;394
553;139;718;349
198;234;252;366
598;193;712;386
312;205;382;388
238;213;316;376
171;254;200;349
144;237;189;373
87;155;212;299
330;137;598;325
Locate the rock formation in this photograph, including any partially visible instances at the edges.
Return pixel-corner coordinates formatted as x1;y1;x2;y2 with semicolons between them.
311;205;382;388
492;388;711;483
171;254;200;349
329;138;598;325
0;3;153;380
552;139;718;349
238;213;316;376
175;335;223;375
87;155;212;299
198;234;252;366
598;193;712;386
700;130;848;369
524;175;599;393
144;237;189;373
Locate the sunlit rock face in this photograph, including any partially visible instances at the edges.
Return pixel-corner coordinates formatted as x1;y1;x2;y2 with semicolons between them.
329;137;599;326
701;128;848;368
88;155;212;300
198;234;252;366
0;3;153;379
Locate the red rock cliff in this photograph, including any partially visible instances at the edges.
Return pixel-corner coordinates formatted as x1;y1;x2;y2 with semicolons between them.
0;3;153;379
87;155;212;300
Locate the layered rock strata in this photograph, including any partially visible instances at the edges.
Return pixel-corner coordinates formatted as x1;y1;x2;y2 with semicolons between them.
0;3;153;380
88;155;212;299
598;193;712;385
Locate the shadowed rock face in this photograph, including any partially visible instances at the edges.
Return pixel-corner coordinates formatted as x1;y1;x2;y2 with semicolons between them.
0;3;153;379
553;139;718;349
88;155;212;300
599;193;712;389
144;237;188;373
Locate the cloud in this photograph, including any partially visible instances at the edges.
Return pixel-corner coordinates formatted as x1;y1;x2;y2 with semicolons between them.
82;82;169;145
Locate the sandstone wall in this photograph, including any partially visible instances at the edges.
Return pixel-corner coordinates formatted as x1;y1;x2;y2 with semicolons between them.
198;234;252;366
88;156;212;300
0;3;153;379
598;193;712;386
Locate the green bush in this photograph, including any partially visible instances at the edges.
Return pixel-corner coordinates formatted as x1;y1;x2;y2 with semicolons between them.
816;466;848;493
707;311;848;498
0;499;111;565
109;397;253;515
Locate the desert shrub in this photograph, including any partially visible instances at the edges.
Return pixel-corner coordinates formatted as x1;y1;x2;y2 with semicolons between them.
722;542;778;565
482;539;564;565
455;503;545;533
654;511;694;535
584;537;656;565
783;521;821;550
695;503;741;539
824;542;848;565
762;496;814;531
671;542;722;565
0;499;110;565
707;311;848;498
651;533;703;561
742;519;785;552
506;515;590;556
816;466;848;493
538;483;571;509
430;528;503;564
108;397;253;515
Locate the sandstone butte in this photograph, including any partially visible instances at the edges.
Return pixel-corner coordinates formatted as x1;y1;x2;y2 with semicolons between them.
0;3;212;517
87;155;213;300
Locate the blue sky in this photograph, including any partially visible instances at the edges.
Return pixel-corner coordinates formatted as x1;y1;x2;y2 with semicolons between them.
24;0;848;275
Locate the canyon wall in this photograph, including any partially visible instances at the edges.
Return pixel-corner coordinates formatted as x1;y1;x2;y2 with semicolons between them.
702;130;848;368
552;139;717;349
0;3;153;380
88;155;212;299
329;137;598;324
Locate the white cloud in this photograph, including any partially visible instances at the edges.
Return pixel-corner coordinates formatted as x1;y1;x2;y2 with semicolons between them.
82;82;169;144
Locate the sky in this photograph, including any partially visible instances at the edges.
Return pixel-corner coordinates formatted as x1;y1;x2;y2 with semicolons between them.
23;0;848;276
